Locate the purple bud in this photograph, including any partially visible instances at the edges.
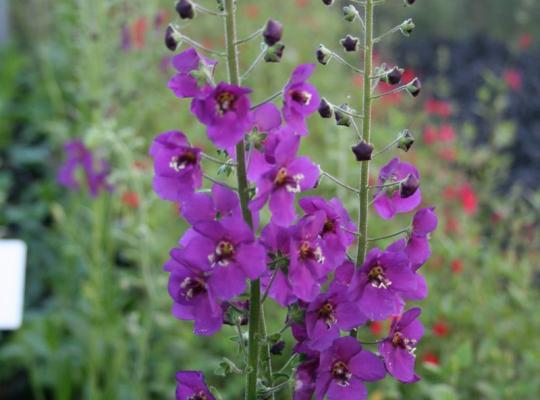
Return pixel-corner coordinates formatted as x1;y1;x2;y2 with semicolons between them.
263;19;283;46
351;140;374;161
316;44;332;65
264;43;285;62
176;0;195;19
270;340;286;355
404;0;416;5
397;129;415;152
334;104;352;127
164;25;180;51
318;98;333;118
382;66;403;85
400;173;420;198
322;0;335;5
406;77;422;97
340;35;359;52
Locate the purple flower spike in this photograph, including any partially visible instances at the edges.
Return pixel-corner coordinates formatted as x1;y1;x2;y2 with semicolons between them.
283;64;321;135
348;248;421;321
299;196;355;268
176;371;215;400
379;307;424;383
305;283;366;351
149;131;202;203
168;47;217;99
166;249;223;336
250;133;320;227
315;337;386;400
192;82;252;149
373;157;421;220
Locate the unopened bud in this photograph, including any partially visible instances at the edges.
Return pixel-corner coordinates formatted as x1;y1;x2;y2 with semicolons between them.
270;340;286;356
322;0;335;5
400;174;419;198
404;0;416;5
351;140;374;161
216;0;225;12
343;5;359;22
316;44;332;65
381;66;403;85
318;98;333;119
400;18;415;36
397;129;415;151
335;104;352;127
263;19;283;46
164;25;182;51
176;0;195;19
406;77;422;97
264;43;285;62
340;35;359;52
222;300;249;326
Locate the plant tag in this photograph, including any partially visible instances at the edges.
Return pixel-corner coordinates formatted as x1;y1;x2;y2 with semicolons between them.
0;240;27;330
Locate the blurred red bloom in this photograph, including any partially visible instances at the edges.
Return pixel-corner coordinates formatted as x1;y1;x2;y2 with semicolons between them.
422;352;439;366
423;125;438;145
439;124;456;142
459;184;478;215
244;4;260;18
438;147;457;162
295;0;310;7
432;321;449;337
122;191;140;209
518;33;533;50
369;320;383;336
451;259;463;274
425;99;452;118
503;69;522;91
491;212;503;224
132;17;148;49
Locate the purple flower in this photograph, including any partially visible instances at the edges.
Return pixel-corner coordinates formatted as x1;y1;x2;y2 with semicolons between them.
305;282;366;351
181;183;241;224
348;248;424;321
57;140;112;197
249;133;320;226
315;337;386;400
175;371;215;400
168;47;217;99
299;196;355;268
149;131;202;202
373;157;421;220
379;307;424;383
294;355;319;400
191;82;252;149
283;64;320;135
388;207;438;270
165;249;223;336
179;216;267;300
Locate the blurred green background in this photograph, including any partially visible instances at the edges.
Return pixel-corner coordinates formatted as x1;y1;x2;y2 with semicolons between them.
1;0;540;399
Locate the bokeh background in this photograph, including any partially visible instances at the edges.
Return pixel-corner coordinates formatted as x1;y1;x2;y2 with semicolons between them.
1;0;540;399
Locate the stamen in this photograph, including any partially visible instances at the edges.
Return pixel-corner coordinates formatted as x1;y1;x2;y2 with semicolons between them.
331;360;352;386
368;265;392;289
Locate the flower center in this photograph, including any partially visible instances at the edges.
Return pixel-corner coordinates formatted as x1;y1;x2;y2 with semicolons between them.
322;219;336;234
180;277;207;300
299;241;325;263
273;167;304;193
318;301;337;328
392;331;417;355
216;90;238;114
187;391;209;400
170;151;197;172
368;265;392;289
208;240;235;267
331;360;352;386
290;89;312;106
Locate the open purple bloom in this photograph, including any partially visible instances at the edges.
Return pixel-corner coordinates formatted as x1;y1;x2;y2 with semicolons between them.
294;355;319;400
175;371;215;400
58;139;112;197
191;82;252;149
348;248;423;321
315;337;386;400
305;282;366;351
168;47;217;99
379;307;424;383
249;133;320;226
149;131;202;202
181;183;241;224
283;64;321;135
165;248;223;336
373;157;421;220
299;196;355;268
388;207;438;270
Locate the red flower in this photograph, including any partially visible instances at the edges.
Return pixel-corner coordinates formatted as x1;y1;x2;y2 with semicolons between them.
423;125;439;145
425;99;452;118
122;191;140;209
244;4;260;18
504;69;522;91
422;352;439;366
432;320;449;337
459;184;478;215
518;33;533;50
450;259;463;274
439;124;456;142
131;17;148;49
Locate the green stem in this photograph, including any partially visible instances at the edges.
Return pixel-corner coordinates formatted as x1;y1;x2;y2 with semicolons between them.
355;0;374;267
223;1;261;399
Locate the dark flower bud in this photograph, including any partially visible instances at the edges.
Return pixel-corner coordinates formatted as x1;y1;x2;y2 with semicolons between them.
340;35;359;52
403;0;416;5
264;43;285;62
334;104;353;127
222;300;249;326
316;44;332;65
216;0;225;12
164;25;181;51
318;98;333;118
381;66;403;85
270;340;286;356
351;140;374;161
322;0;335;5
400;174;419;198
406;77;422;97
263;19;283;46
397;129;415;152
176;0;195;19
400;18;415;36
343;5;359;22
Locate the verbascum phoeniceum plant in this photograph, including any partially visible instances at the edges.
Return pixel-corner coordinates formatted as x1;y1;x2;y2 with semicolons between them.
149;0;437;398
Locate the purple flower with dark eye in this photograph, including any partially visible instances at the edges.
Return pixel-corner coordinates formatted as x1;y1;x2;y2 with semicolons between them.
294;355;319;400
283;64;321;135
305;282;366;351
165;249;223;336
299;196;355;268
191;82;252;149
388;207;438;270
373;157;421;220
315;337;386;400
181;183;241;224
175;371;215;400
249;133;320;226
58;140;113;197
379;307;424;383
348;248;424;321
168;47;217;99
179;216;267;300
149;131;202;203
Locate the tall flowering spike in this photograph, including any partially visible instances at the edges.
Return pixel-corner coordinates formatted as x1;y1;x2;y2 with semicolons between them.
315;337;386;400
149;131;202;203
282;64;321;136
168;48;217;99
191;82;252;149
379;308;424;383
175;371;215;400
373;157;421;220
348;248;424;321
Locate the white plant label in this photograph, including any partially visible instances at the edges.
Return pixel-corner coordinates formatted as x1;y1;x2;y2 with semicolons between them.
0;240;27;330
